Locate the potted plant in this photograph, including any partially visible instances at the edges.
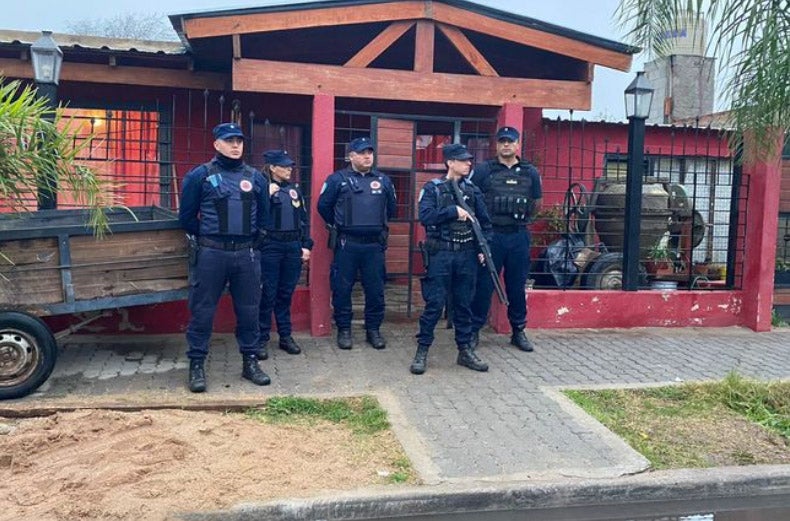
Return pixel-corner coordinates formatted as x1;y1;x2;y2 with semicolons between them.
645;244;674;276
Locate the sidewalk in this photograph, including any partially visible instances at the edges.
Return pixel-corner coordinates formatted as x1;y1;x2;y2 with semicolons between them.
10;324;790;488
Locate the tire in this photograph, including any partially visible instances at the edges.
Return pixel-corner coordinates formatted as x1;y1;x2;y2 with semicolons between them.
582;253;648;290
0;311;58;400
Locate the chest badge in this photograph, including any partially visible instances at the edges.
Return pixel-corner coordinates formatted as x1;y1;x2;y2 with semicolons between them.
370;180;382;190
289;189;301;208
239;179;253;192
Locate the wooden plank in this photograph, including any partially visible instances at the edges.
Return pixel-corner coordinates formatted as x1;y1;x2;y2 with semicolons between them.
774;288;790;306
431;3;632;71
345;21;415;68
234;58;591;109
437;24;498;77
183;1;428;38
0;238;63;306
377;142;414;157
414;21;435;73
0;58;227;91
377;154;413;169
232;33;242;60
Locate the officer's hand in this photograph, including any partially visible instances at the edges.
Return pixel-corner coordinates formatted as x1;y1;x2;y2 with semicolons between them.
301;248;311;262
269;184;280;195
478;253;485;265
456;206;475;222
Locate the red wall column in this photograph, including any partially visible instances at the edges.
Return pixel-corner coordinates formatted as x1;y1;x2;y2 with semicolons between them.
489;103;526;334
741;138;782;331
309;93;335;336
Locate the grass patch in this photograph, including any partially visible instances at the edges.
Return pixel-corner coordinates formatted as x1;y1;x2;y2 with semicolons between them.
564;373;790;469
245;395;415;484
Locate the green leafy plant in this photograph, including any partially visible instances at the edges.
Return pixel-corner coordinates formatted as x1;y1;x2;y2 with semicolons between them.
0;77;113;235
776;258;790;273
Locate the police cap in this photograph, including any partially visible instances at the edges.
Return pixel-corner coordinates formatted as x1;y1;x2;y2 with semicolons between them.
213;122;245;140
348;136;375;153
495;126;520;142
442;143;474;161
263;149;295;167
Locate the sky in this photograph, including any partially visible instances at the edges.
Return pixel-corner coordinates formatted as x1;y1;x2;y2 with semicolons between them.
0;0;650;121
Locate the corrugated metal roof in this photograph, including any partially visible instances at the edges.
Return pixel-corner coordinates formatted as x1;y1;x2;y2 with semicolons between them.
0;29;186;55
170;0;638;55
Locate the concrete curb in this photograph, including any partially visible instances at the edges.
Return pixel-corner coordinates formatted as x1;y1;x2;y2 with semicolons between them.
180;465;790;520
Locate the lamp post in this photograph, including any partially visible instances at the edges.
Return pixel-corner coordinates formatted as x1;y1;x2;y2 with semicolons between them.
622;71;654;291
30;30;63;210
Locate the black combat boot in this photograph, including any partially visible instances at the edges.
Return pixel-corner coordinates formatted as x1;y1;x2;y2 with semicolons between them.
337;329;353;350
511;328;534;352
365;329;386;350
188;359;206;393
242;355;271;386
410;344;430;375
470;330;480;350
457;345;489;372
255;341;269;361
279;336;302;355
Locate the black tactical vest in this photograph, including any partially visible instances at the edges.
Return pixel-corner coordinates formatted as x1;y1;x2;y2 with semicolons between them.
198;161;260;237
334;171;388;233
267;183;302;232
426;179;474;244
484;161;535;226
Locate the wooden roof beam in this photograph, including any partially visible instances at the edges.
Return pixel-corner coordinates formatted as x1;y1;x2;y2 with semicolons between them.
431;3;632;71
233;58;591;109
182;1;428;39
345;21;414;68
414;20;434;72
0;58;227;90
437;23;497;77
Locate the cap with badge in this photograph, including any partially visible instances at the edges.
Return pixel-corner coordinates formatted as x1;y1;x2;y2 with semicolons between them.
495;126;520;142
213;122;245;140
348;136;375;153
442;143;474;161
263;149;296;167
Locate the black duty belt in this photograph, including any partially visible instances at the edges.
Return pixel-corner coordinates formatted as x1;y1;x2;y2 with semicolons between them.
432;240;476;252
265;230;300;242
492;225;524;234
340;234;381;244
198;237;255;251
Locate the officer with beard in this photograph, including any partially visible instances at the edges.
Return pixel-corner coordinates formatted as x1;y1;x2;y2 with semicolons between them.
317;137;397;351
469;126;542;352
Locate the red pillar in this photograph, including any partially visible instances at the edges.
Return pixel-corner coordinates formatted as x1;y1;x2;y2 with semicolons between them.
489;103;526;334
309;94;335;336
741;138;782;331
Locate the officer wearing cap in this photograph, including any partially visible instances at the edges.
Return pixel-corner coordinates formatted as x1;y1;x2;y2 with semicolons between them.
469;126;542;352
179;122;272;392
255;149;314;361
411;143;493;375
317;136;397;350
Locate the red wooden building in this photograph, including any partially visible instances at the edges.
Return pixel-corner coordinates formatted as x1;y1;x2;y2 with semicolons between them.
0;0;782;333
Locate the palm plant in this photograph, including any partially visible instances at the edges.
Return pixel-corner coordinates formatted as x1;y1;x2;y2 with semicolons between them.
0;77;112;234
616;0;789;158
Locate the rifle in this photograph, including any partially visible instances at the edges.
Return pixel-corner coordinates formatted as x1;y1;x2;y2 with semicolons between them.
449;179;508;306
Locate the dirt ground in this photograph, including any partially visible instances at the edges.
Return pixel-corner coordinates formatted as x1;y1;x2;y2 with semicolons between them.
0;408;412;521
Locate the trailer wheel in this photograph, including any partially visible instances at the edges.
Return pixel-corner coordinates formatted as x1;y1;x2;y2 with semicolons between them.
582;253;647;290
0;311;58;400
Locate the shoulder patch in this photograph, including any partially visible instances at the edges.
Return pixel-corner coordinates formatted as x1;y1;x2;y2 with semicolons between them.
418;188;425;202
320;182;327;194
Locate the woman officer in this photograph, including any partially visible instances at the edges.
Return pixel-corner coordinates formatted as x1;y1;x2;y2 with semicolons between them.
256;149;313;360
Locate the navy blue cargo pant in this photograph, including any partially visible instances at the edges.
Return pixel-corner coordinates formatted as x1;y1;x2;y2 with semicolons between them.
417;249;477;348
258;240;303;342
331;240;385;331
186;246;261;359
470;229;530;333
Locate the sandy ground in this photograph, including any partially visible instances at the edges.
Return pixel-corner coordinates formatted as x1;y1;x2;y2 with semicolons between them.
0;409;410;521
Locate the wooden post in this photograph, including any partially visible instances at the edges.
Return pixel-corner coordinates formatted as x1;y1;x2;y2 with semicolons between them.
309;93;335;336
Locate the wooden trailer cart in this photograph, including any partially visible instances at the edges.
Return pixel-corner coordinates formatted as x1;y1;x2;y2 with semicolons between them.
0;206;188;399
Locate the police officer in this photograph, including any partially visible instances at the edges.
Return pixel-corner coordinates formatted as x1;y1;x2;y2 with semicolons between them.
469;126;542;352
256;149;313;360
411;143;492;375
179;122;271;393
317;137;397;350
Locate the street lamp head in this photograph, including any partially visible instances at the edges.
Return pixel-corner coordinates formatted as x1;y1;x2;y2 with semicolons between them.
31;31;63;85
624;71;654;120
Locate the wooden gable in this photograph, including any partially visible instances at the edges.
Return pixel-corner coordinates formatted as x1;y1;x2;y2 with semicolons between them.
172;0;635;109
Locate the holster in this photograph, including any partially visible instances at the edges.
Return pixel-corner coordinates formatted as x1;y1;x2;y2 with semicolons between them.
418;241;430;270
186;234;200;267
326;224;338;250
379;227;389;248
